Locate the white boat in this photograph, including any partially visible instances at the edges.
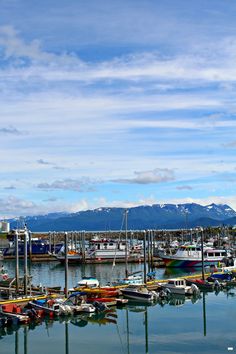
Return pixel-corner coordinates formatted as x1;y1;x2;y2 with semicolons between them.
120;285;158;302
122;274;143;285
159;278;199;296
157;243;230;268
64;293;96;314
53;237;142;264
112;271;144;286
74;277;100;288
87;237;141;262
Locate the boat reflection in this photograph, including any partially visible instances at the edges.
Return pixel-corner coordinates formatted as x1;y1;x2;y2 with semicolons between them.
164;267;200;278
70;310;118;327
5;289;236;354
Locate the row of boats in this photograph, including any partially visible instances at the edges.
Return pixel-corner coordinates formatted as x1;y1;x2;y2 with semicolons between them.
1;254;236;330
2;227;235;269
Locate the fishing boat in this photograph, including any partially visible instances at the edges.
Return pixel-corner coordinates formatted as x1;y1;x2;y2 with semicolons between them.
53;237;142;264
86;237;142;262
157;244;231;268
120;285;158;302
4;225;63;257
159;278;199;296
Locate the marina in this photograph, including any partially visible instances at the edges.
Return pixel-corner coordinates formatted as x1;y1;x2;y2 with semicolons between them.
1;260;236;353
2;0;236;353
0;226;236;354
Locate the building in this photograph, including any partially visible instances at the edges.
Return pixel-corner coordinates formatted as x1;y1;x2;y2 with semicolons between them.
0;221;10;233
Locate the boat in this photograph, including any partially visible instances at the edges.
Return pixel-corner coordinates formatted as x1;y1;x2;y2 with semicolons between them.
3;238;63;257
74;277;100;288
111;271;144;286
157;243;231;268
159;278;199;296
207;271;233;282
64;293;96;314
53;236;142;264
28;299;62;317
75;287;120;297
0;303;30;324
86;237;142;262
120;285;158;302
185;278;215;292
52;248;83;264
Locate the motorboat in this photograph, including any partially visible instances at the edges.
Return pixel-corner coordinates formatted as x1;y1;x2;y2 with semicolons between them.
159;278;199;296
157;243;231;267
120;285;158;302
75;277;100;288
57;293;96;314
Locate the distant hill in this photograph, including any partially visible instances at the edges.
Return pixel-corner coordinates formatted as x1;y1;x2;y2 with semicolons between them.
8;203;236;232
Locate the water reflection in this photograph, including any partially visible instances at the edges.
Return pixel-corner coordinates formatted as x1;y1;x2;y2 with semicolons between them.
1;290;236;354
163;266;200;278
71;310;118;327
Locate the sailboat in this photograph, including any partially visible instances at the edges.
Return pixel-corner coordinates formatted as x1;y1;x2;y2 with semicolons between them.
110;210;144;286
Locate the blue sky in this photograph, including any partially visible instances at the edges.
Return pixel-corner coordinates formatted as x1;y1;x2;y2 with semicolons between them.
0;0;236;217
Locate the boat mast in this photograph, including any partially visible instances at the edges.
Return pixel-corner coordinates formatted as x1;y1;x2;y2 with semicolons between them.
125;209;128;278
200;227;205;281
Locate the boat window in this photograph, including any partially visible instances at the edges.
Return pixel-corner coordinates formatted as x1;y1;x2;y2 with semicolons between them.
214;252;221;257
109;243;114;246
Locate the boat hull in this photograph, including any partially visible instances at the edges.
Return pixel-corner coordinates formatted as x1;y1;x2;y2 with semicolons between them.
121;289;154;302
161;257;223;268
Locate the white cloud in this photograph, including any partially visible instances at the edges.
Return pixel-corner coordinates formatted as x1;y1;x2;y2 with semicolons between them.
0;20;236;218
113;168;175;184
37;178;99;192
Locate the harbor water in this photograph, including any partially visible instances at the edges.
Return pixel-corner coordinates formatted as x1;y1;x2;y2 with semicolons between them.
1;261;236;353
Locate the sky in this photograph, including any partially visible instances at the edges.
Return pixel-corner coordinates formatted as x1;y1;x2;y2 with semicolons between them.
0;0;236;218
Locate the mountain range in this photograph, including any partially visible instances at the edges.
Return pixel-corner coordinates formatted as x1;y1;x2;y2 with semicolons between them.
9;203;236;232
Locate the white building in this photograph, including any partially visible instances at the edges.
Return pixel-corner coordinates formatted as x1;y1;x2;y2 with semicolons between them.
0;221;10;233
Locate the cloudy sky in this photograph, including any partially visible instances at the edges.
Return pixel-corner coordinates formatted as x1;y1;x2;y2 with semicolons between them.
0;0;236;217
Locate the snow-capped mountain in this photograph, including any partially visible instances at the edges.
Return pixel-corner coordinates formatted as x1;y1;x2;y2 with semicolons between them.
8;203;236;231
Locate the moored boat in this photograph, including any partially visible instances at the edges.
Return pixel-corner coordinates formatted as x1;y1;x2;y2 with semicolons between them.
185;278;215;291
28;299;61;317
120;285;158;302
158;244;231;268
159;278;199;296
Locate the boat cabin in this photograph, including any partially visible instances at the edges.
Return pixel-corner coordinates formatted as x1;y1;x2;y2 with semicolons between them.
89;238;127;251
167;279;187;287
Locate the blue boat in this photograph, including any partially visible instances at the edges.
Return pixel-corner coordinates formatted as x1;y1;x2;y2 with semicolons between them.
3;239;63;256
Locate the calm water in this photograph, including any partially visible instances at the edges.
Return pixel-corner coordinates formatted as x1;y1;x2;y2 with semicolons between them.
1;261;236;354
